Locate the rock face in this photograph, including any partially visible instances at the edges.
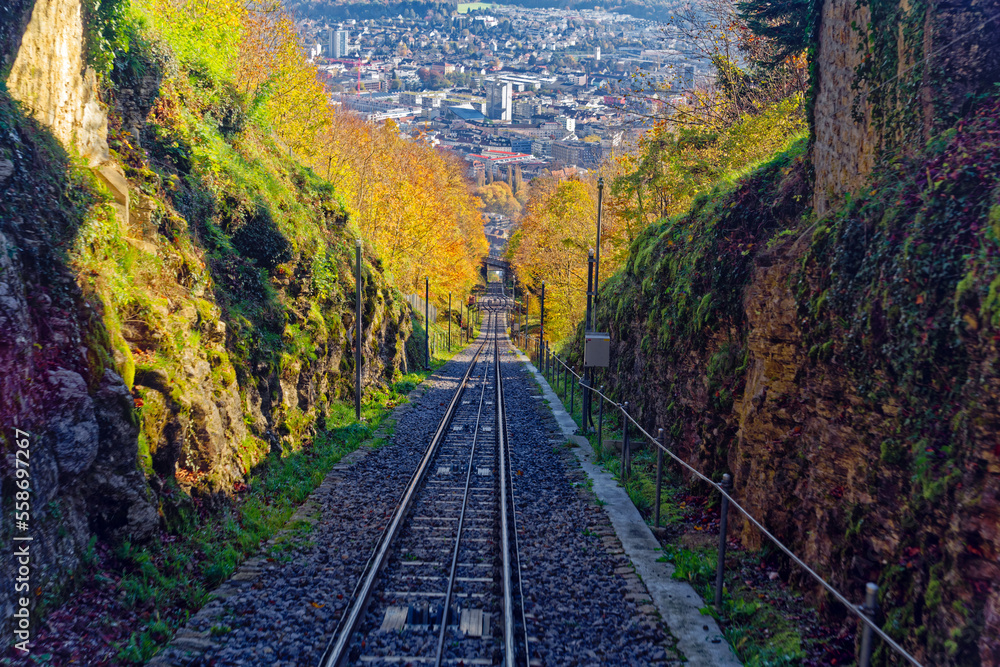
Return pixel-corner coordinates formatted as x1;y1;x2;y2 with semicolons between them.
811;0;874;215
0;109;158;652
592;111;1000;662
0;0;417;652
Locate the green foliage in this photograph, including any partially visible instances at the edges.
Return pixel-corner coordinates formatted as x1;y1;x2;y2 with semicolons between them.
83;0;134;77
133;0;241;82
613;137;809;358
613;97;807;227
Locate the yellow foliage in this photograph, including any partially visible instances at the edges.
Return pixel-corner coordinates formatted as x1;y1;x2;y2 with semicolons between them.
322;113;487;301
510;178;599;341
133;0;486;307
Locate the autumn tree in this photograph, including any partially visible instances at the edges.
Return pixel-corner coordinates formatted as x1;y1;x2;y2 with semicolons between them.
137;0;487;311
510;177;597;341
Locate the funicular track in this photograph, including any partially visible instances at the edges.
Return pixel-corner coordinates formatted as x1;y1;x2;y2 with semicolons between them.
319;283;529;667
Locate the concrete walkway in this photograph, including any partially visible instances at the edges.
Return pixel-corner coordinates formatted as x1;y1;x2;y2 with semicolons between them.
511;348;741;666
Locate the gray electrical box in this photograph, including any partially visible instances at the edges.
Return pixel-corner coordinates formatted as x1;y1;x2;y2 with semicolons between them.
511;322;520;333
584;333;610;368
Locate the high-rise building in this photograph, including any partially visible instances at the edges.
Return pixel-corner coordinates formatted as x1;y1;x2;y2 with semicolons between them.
594;46;601;61
329;29;350;58
485;80;512;122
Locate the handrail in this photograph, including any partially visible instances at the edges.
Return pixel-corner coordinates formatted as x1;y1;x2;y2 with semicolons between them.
551;352;583;380
581;380;924;667
518;336;923;667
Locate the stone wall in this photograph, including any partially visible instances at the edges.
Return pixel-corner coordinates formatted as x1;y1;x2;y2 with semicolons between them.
811;0;875;215
812;0;1000;214
6;0;109;166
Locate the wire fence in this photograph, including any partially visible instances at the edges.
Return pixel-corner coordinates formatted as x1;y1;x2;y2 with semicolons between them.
403;293;438;324
517;337;923;667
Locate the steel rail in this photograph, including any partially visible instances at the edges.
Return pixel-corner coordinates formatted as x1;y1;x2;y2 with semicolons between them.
496;319;530;667
433;310;495;667
317;332;491;667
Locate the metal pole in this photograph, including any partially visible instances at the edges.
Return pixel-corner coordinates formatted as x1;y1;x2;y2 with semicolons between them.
424;276;430;369
585;249;595;332
597;386;604;454
714;473;732;609
859;583;879;667
448;292;452;352
570;370;575;416
539;281;545;355
595;177;604;324
655;428;664;528
621;401;630;480
355;239;362;420
584;250;595;433
523;293;528;349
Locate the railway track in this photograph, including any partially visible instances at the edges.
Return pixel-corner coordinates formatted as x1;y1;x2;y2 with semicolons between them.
318;283;529;667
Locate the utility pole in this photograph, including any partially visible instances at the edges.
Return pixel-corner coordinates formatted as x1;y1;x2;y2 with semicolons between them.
424;276;430;369
448;292;452;352
355;239;362;420
584;249;595;433
539;281;545;353
594;176;604;326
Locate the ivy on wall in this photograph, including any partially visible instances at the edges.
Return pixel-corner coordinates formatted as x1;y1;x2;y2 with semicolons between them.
850;0;928;150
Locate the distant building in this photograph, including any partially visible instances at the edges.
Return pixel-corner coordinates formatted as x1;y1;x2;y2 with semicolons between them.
513;100;542;120
485;80;513;122
509;137;533;153
447;105;487;122
551;140;603;167
431;63;457;76
594;46;601;61
466;149;535;177
329;29;350;58
399;92;423;106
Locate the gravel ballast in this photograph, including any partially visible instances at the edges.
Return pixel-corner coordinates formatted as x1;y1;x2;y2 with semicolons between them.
149;332;680;666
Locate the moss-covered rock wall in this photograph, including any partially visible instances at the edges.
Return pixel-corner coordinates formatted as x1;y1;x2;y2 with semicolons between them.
0;0;418;651
587;103;1000;663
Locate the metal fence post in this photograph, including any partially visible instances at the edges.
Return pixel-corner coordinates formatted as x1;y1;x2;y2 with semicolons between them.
655;428;664;528
597;386;604;454
859;583;879;667
569;370;575;416
714;473;732;609
622;401;630;480
448;292;452;352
